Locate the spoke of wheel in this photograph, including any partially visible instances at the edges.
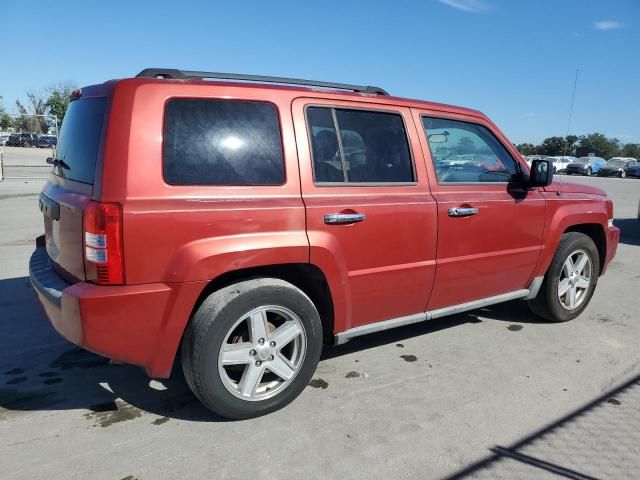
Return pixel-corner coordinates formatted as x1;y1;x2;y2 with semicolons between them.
268;354;296;381
239;363;265;397
270;320;302;349
574;253;588;274
558;278;570;296
576;276;590;289
221;342;253;365
563;257;574;276
249;310;269;343
568;286;577;308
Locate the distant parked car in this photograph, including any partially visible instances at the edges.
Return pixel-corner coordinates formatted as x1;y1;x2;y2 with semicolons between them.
6;133;37;147
35;135;58;148
544;156;576;174
0;134;9;146
524;155;544;166
565;156;607;176
598;158;638;178
624;162;640;178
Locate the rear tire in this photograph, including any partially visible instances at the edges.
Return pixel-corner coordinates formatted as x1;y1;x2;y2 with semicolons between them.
528;232;599;322
182;278;323;419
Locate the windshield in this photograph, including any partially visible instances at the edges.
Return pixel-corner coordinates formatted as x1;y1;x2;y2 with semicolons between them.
608;159;626;167
54;97;107;184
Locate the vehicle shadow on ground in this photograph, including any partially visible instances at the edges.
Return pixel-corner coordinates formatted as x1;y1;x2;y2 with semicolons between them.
0;276;227;423
0;274;546;423
323;300;547;361
444;372;640;479
613;218;640;246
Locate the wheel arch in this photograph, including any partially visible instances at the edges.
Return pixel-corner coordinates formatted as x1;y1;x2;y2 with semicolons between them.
191;263;336;344
563;223;606;274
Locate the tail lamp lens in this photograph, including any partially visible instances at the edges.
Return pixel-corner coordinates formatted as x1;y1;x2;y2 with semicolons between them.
83;201;124;284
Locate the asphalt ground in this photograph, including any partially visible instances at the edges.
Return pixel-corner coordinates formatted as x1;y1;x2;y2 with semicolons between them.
1;171;639;480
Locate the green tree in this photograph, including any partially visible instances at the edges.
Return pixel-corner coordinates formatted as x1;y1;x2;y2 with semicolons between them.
564;135;578;155
620;143;640;159
516;143;537;155
45;81;77;126
0;97;13;130
538;136;567;156
575;133;621;159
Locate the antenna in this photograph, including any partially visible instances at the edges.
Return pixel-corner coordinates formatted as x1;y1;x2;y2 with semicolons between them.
564;68;579;155
565;68;579;138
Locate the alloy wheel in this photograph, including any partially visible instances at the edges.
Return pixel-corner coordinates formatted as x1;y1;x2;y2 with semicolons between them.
217;306;307;401
557;249;592;310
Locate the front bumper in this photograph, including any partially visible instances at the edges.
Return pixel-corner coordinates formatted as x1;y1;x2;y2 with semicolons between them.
602;225;620;275
29;245;204;377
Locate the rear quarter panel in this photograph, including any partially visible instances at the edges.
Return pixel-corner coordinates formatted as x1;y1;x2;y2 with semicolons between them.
101;80;309;286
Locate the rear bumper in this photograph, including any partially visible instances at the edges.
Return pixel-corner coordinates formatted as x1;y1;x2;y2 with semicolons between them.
602;225;620;275
29;245;205;378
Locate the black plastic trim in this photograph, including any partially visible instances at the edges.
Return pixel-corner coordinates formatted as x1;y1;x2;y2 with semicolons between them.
136;68;389;95
29;246;70;307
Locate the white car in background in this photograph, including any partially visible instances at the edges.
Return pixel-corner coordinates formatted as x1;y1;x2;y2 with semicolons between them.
524;155;544;167
544;156;576;174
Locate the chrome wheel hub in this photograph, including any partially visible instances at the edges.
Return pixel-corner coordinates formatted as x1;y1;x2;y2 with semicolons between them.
557;249;592;310
218;306;306;401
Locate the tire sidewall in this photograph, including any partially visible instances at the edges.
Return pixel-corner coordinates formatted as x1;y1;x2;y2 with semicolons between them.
187;280;323;419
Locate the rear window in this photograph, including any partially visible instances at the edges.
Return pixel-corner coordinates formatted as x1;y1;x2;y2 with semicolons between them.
54;97;107;184
163;99;285;186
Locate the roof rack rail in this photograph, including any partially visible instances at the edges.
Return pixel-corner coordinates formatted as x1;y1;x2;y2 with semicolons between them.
135;68;389;96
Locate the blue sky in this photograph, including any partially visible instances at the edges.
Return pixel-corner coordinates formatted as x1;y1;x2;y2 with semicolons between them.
2;0;638;144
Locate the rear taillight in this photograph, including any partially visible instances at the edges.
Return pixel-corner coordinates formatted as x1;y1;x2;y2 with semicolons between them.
83;201;124;284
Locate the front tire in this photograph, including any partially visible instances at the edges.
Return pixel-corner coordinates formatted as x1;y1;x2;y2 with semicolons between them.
528;232;599;322
182;278;323;419
586;167;592;176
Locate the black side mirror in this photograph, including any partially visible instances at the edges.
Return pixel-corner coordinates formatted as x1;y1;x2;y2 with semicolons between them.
46;157;54;165
528;159;553;187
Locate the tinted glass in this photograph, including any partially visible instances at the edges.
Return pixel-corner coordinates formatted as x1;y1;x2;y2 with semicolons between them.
306;107;344;182
307;106;414;183
53;97;106;184
423;117;517;183
164;99;284;185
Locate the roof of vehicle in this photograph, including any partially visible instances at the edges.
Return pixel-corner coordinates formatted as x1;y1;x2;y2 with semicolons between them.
78;69;488;121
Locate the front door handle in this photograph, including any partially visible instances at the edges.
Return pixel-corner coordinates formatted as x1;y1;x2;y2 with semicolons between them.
448;207;478;217
324;213;367;224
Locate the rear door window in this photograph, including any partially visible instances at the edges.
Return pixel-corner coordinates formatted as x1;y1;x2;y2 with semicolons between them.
163;99;285;186
306;106;414;184
54;97;107;184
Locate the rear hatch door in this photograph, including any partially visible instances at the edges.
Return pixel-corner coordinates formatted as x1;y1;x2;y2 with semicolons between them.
40;96;108;281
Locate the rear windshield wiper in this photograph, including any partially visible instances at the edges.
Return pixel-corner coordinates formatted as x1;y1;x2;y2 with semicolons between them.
46;157;71;170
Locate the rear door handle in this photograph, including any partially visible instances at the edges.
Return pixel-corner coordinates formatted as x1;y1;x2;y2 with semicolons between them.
324;213;367;224
448;207;478;217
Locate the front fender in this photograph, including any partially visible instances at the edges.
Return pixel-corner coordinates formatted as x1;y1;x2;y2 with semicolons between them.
534;196;609;278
